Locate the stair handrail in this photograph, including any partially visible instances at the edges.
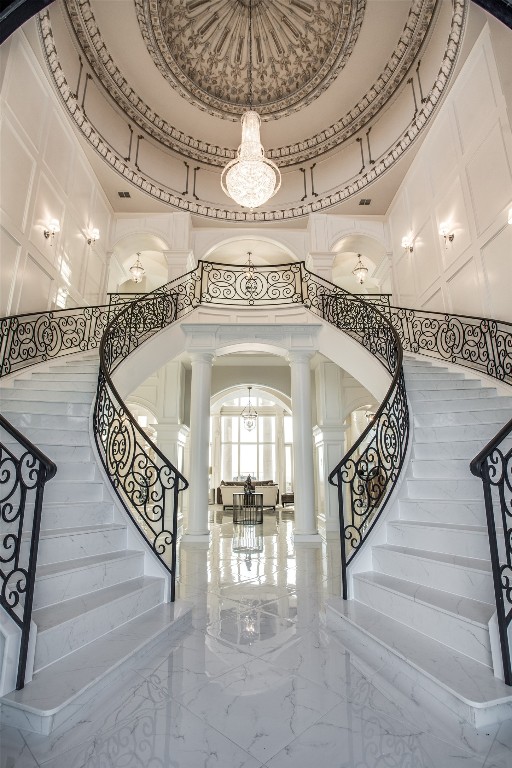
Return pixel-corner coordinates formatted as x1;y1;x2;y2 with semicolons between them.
470;417;512;685
389;305;512;385
94;267;203;596
303;275;409;599
0;414;56;689
0;304;114;379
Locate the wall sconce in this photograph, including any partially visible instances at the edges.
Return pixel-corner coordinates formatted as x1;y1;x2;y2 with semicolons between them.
401;235;414;253
439;224;454;247
44;219;60;245
87;227;100;246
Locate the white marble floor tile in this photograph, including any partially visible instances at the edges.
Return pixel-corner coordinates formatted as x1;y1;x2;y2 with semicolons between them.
176;656;342;763
36;699;263;768
206;606;298;656
265;700;488;768
0;726;39;768
483;719;512;767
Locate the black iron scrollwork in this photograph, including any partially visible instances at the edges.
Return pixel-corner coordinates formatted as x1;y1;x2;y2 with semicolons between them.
471;418;512;685
0;415;56;689
199;261;303;306
0;305;111;378
390;307;512;385
315;289;409;599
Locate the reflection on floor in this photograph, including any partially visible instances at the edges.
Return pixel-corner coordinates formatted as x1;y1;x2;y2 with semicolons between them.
1;509;511;767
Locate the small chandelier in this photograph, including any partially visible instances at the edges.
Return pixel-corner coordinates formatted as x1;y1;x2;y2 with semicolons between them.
129;252;145;283
241;386;258;432
243;251;258;297
352;254;368;285
220;1;281;209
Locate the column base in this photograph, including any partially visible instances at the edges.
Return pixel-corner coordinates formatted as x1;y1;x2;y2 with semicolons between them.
182;532;211;545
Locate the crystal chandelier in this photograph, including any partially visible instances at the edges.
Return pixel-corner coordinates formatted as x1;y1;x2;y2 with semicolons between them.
221;1;281;209
352;254;368;285
129;252;145;283
241;386;258;432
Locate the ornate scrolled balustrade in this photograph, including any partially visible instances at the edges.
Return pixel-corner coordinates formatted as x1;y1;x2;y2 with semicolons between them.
471;418;512;685
0;305;111;378
306;287;409;599
0;415;56;689
389;307;512;385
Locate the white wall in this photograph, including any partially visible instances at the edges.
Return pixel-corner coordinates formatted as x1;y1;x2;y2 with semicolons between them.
0;32;113;316
387;22;512;322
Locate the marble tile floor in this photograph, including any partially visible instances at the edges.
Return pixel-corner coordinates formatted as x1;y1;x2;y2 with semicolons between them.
1;510;511;768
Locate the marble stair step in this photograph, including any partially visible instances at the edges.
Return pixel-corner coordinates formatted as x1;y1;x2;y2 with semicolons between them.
406;379;481;391
410;458;477;479
33;550;145;609
411;396;511;413
2;411;89;431
326;598;512;727
405;371;466;381
414;423;504;443
0;387;93;403
372;543;493;602
33;576;164;671
41;500;113;529
412;440;490;459
0;427;91;446
31;372;98;383
0;399;91;416
406;477;482;501
49;461;98;482
15;379;96;392
398;498;485;526
44;479;105;503
387;520;492;560
353;571;494;666
408;386;497;402
48;363;99;374
413;408;511;427
23;523;127;565
1;601;192;735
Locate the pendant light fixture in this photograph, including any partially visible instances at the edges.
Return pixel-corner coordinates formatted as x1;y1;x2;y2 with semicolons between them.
243;251;258;297
352;254;368;285
241;386;258;432
221;1;281;209
129;252;145;283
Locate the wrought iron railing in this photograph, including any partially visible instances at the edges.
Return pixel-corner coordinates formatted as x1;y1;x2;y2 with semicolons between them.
471;418;512;685
320;292;409;598
389;307;512;385
94;287;193;597
0;414;56;689
0;305;111;378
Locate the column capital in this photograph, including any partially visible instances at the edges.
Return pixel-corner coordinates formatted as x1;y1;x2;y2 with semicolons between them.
288;349;315;365
189;350;215;365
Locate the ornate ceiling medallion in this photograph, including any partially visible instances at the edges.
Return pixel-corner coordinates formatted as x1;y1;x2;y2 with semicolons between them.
136;0;366;120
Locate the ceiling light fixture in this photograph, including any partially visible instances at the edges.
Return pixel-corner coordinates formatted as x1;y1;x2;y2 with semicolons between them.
243;251;258;297
352;254;368;285
220;1;281;209
129;252;145;283
241;386;258;432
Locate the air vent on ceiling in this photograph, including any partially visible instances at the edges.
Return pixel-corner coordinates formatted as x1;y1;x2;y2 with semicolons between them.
118;191;131;198
359;198;371;206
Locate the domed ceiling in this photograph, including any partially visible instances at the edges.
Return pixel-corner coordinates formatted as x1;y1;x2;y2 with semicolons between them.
37;0;468;221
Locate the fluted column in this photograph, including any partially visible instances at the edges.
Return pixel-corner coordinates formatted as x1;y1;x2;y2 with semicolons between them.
289;350;319;540
186;351;213;538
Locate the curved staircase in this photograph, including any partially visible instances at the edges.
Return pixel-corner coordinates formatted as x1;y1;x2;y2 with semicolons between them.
0;355;191;734
328;356;512;726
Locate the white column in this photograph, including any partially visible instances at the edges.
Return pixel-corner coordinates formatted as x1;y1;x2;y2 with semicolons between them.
289;350;319;540
186;351;213;539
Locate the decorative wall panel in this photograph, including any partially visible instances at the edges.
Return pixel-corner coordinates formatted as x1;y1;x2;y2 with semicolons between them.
446;257;483;317
466;123;512;235
0;118;35;231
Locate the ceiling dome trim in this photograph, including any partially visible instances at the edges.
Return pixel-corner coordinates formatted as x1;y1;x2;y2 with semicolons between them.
37;0;467;221
63;0;437;168
135;0;366;122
